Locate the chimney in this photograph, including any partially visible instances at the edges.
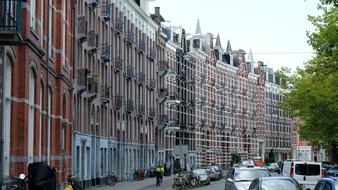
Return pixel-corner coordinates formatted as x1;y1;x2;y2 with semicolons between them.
155;7;160;16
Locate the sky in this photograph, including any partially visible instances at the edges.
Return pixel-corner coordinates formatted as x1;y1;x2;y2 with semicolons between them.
149;0;321;71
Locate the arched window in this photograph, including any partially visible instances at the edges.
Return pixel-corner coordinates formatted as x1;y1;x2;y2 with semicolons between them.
38;80;44;161
47;86;52;163
3;54;12;177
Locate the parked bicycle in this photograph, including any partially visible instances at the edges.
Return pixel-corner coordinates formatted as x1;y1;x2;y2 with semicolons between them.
172;172;200;190
67;174;84;190
106;171;117;185
6;174;27;190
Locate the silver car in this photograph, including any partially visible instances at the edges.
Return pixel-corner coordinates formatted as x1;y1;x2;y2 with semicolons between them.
224;167;270;190
193;169;210;185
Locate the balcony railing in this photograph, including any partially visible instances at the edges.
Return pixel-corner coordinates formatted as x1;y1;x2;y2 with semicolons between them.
77;68;89;91
0;0;22;44
148;79;156;90
88;0;99;8
159;61;169;76
138;40;146;53
159;88;169;99
101;2;111;22
169;92;180;101
126;100;134;112
114;57;124;72
87;30;98;52
138;105;145;116
138;73;146;85
114;95;123;109
159;115;168;124
100;86;111;104
100;43;111;62
76;16;87;41
126;66;135;79
148;108;156;119
210;79;216;86
114;18;123;34
87;74;98;96
150;49;156;60
127;32;135;44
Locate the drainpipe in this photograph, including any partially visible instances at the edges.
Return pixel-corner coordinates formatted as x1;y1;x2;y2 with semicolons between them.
0;45;4;189
46;0;50;165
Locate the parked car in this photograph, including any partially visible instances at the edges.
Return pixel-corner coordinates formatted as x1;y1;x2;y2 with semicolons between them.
314;177;338;190
240;160;255;167
193;169;210;185
207;165;222;180
224;166;270;190
248;176;303;190
210;165;223;178
266;163;281;173
327;167;338;177
282;161;322;190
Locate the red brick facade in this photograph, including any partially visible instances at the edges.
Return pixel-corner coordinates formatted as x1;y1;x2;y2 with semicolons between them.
1;0;74;186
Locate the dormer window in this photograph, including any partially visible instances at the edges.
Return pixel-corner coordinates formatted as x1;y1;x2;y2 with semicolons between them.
193;39;200;49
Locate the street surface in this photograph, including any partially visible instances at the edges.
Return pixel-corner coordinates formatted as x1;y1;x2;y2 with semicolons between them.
90;171;280;190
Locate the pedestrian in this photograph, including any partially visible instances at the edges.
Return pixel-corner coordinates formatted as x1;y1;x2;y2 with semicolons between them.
159;165;164;182
155;165;162;186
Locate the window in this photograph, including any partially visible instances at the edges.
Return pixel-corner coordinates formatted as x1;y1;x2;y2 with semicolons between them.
48;0;53;57
28;69;35;163
30;0;36;29
193;39;200;49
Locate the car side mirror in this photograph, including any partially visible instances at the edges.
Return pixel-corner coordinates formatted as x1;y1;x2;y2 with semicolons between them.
227;178;234;182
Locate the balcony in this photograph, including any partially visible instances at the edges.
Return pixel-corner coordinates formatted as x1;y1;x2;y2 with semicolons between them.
148;108;156;119
114;95;123;109
114;57;124;72
159;115;168;124
200;74;206;83
101;2;111;22
114;18;123;34
77;16;87;41
87;30;98;52
159;88;168;103
210;100;216;108
126;100;134;112
189;100;195;107
168;119;179;128
100;86;111;104
127;32;135;44
126;66;135;79
88;0;99;8
138;40;146;53
148;79;156;90
138;73;146;85
176;72;186;81
159;61;169;77
211;121;216;128
0;0;22;44
150;49;157;60
168;92;180;101
138;105;146;116
100;43;111;62
76;68;89;91
210;79;216;86
200;119;207;127
87;74;98;96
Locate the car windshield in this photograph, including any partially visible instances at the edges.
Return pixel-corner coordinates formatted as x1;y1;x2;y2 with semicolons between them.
261;179;302;190
234;169;269;181
193;169;207;175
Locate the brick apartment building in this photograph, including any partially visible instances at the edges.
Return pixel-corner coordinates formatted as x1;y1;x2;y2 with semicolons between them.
0;0;295;189
72;0;158;187
0;0;73;188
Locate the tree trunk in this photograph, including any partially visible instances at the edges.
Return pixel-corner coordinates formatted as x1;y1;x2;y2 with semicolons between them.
330;141;338;164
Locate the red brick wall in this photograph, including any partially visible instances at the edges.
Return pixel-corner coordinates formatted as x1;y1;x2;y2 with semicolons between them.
7;0;74;185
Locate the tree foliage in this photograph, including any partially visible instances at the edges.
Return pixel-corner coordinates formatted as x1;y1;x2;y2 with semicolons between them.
277;1;338;163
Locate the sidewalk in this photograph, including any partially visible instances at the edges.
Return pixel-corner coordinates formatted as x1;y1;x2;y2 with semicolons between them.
87;175;175;190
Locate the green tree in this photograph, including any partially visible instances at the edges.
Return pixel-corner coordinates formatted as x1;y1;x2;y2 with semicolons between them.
277;0;338;163
230;153;241;166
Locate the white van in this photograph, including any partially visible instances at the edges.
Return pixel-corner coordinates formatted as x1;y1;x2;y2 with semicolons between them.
282;160;322;190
